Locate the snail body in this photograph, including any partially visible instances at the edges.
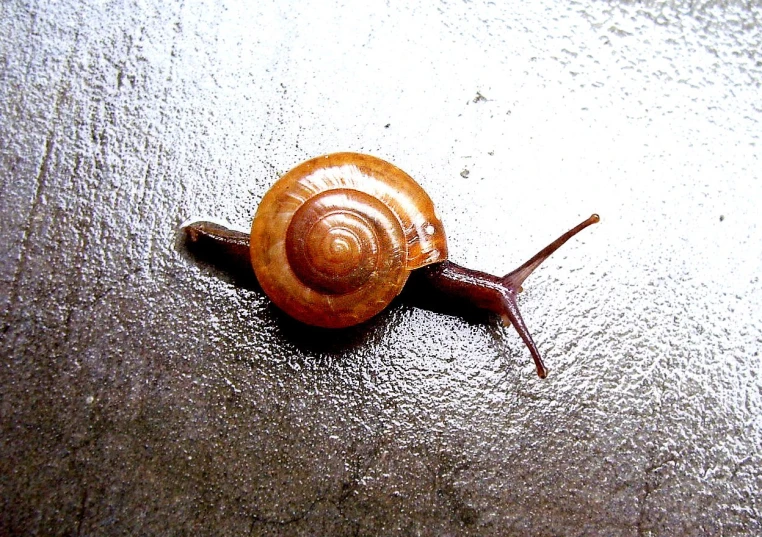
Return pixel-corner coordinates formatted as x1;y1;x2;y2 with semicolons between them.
184;153;599;378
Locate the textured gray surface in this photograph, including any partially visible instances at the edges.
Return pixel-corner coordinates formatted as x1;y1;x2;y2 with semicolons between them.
1;0;761;535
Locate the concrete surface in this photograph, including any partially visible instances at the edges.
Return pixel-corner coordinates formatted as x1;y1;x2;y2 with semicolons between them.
1;0;760;535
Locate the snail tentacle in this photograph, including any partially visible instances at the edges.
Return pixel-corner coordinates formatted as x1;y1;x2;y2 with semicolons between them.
502;214;600;292
497;288;548;378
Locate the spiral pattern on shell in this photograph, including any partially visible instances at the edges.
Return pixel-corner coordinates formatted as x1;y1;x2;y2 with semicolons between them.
249;153;448;328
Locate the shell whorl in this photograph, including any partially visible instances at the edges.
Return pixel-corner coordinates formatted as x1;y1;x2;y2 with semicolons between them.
250;153;448;328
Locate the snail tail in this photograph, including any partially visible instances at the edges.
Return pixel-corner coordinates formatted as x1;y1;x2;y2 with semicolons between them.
182;220;252;266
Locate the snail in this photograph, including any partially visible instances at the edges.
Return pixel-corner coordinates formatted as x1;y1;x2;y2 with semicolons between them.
183;152;599;378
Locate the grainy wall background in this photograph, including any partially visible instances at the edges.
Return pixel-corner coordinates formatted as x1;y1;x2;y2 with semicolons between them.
1;1;760;535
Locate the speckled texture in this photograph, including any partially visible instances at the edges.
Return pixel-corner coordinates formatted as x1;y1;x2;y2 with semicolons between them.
1;1;760;535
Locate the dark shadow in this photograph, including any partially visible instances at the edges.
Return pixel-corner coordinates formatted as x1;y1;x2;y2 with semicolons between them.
269;304;390;355
177;226;499;358
177;226;389;355
177;225;261;291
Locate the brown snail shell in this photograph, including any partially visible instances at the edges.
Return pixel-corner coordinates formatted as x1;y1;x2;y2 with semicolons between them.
249;153;448;328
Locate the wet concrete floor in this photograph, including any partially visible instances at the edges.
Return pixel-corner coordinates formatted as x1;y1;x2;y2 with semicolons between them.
1;1;761;535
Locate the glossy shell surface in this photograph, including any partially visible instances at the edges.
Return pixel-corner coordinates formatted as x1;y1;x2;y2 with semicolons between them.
250;153;448;328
